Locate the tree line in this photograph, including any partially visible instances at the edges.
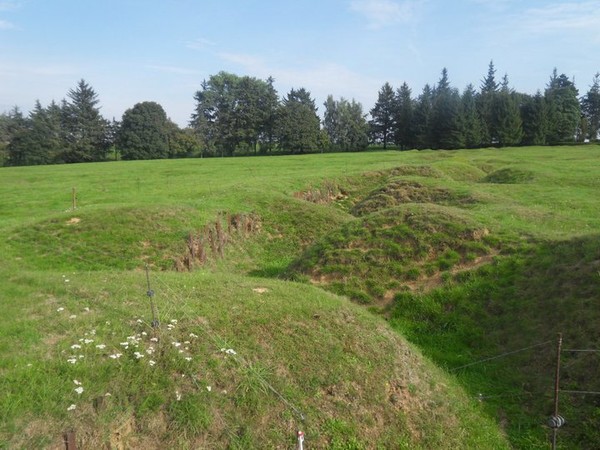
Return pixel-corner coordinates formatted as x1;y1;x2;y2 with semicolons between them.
1;62;599;166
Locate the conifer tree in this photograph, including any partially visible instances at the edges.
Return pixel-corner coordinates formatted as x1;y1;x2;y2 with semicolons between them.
369;82;396;149
544;69;580;144
61;79;110;162
394;82;414;150
581;73;600;141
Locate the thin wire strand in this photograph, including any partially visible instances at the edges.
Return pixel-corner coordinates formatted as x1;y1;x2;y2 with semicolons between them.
451;340;554;372
562;349;600;353
561;390;600;396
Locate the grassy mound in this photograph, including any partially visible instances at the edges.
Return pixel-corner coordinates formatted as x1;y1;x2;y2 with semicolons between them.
482;168;535;184
0;270;507;449
289;204;495;303
351;179;475;216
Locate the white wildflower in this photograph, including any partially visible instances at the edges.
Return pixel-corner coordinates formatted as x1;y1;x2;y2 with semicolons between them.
83;339;94;344
133;352;144;359
70;344;81;349
74;387;84;395
67;358;77;364
184;357;192;361
150;337;158;342
57;307;64;312
206;386;212;392
172;342;181;347
69;314;77;319
109;353;122;359
95;344;106;349
104;392;112;397
149;360;156;366
136;319;143;324
65;279;70;283
73;380;81;385
184;341;190;345
189;333;198;338
175;391;182;401
170;319;178;324
67;404;76;411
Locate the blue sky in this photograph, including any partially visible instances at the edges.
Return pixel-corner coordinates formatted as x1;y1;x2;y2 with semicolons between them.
1;0;599;126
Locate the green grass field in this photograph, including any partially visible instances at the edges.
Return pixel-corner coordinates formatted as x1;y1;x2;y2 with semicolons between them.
1;146;599;448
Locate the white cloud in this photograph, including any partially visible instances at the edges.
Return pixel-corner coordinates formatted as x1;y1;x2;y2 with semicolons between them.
520;1;600;33
350;0;419;29
0;19;15;29
0;1;21;11
186;37;216;51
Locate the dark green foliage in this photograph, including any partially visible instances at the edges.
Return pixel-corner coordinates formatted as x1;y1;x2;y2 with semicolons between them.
394;82;414;149
323;96;369;151
60;79;110;162
581;73;600;141
429;68;464;149
191;72;279;156
521;92;548;146
412;84;433;149
545;69;581;144
477;61;499;146
493;85;523;146
117;101;171;160
369;82;396;149
276;88;321;153
461;84;483;148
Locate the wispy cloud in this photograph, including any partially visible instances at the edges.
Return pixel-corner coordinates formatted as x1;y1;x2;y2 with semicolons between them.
520;1;600;33
186;37;216;51
350;0;420;29
0;1;22;11
145;64;200;75
0;19;16;29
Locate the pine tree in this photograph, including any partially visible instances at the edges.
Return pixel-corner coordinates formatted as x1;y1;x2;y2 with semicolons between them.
461;84;483;148
412;84;433;149
429;68;464;149
545;69;580;144
478;60;499;145
277;88;320;153
394;82;414;150
521;92;548;145
369;82;396;149
61;79;110;162
581;73;600;141
494;75;523;146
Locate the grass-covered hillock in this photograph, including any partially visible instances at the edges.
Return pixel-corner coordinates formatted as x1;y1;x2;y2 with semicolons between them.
289;204;495;303
0;269;508;449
